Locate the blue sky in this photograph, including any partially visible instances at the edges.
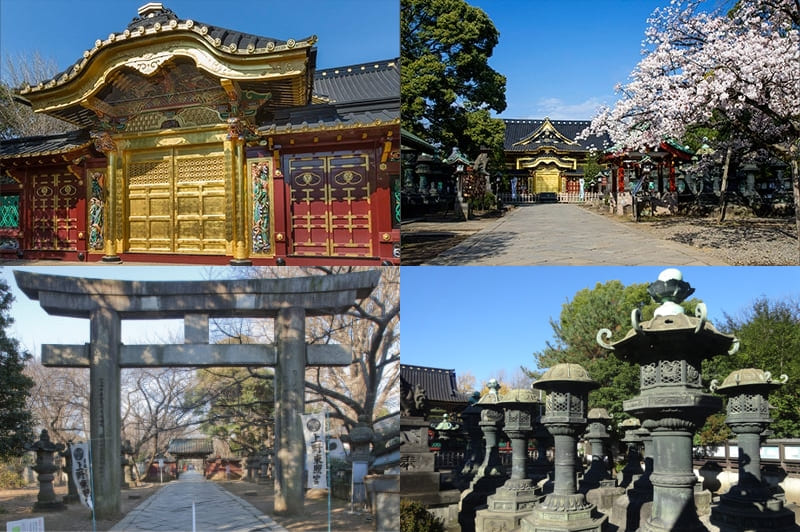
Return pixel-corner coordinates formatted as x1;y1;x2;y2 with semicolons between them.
2;266;230;359
401;266;800;389
0;0;399;83
468;0;668;119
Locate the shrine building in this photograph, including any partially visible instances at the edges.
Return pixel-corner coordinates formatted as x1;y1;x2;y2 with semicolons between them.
0;3;400;264
503;117;609;195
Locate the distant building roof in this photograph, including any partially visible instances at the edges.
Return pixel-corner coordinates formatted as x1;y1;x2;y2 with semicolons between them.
314;60;399;104
503;118;609;153
167;438;214;457
0;129;91;160
257;58;399;135
400;364;471;411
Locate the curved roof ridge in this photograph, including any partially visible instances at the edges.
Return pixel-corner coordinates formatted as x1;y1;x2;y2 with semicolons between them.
18;3;317;97
315;58;398;78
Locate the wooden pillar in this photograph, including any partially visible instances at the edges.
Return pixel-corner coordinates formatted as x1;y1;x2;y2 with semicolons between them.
102;150;121;262
274;306;306;515
89;305;121;519
231;138;251;265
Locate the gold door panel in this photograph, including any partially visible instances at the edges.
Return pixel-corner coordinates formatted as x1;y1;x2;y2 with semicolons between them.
126;147;226;254
128;159;172;252
534;168;561;193
175;155;226;253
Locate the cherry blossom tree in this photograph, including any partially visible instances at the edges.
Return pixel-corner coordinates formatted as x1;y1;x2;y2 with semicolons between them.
584;0;800;259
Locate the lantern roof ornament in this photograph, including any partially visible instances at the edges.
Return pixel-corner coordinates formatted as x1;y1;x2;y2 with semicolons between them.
534;362;599;392
711;368;788;394
648;267;694;317
587;407;612;421
478;378;502;405
596;268;739;361
497;387;541;405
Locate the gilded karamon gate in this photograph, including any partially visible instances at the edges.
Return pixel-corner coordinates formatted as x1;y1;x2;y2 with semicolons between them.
14;269;380;519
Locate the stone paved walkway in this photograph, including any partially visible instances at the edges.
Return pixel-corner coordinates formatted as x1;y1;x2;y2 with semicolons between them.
424;203;729;265
110;471;287;532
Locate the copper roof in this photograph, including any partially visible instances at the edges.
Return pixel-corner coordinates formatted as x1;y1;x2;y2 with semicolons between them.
167;438;214;456
314;60;399;104
400;364;472;405
18;3;315;98
504;118;610;153
258;58;399;134
0;128;91;160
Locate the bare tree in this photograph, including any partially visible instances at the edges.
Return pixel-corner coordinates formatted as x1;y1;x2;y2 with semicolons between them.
456;370;478;395
25;360;90;444
207;266;400;434
121;367;198;475
1;51;76;139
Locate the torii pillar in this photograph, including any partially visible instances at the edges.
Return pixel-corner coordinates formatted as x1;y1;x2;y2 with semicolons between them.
14;270;381;519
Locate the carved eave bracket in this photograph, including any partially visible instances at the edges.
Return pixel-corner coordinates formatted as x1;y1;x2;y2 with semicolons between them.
17;31;315;128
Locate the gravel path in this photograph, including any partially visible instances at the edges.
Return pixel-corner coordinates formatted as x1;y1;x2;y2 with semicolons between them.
604;211;799;265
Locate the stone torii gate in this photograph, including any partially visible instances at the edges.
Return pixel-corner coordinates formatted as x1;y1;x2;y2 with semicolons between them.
14;269;380;519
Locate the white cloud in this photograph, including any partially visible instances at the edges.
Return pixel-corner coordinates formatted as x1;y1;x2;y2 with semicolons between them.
529;97;606;120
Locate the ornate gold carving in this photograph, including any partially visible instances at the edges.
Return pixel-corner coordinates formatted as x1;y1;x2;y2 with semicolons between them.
92;131;117;153
294;172;322;187
128;160;170;186
125;51;173;75
176;156;224;183
333;170;363;186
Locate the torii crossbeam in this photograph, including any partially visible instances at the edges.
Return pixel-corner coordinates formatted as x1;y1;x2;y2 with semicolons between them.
14;269;381;519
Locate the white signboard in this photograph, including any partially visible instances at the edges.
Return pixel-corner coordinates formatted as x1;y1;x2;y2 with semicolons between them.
300;413;327;489
6;517;44;532
70;442;93;510
761;446;780;460
784;446;800;460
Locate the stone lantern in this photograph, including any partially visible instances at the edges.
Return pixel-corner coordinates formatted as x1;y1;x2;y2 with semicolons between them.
121;439;136;488
475;388;542;532
349;414;375;507
528;391;552;483
610;419;649;532
459;392;484;485
432;413;461;452
26;429;66;511
581;408;613;491
597;268;737;532
521;363;607;532
709;368;796;531
458;379;506;532
617;418;643;488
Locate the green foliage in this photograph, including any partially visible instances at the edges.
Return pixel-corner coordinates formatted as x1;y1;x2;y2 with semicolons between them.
400;499;446;532
401;0;507;159
530;280;701;432
0;276;34;460
0;467;25;489
468;190;496;212
703;297;800;439
694;412;731;447
185;367;274;454
581;152;605;188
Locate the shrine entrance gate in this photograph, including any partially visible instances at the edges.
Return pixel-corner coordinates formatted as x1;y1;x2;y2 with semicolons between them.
14;269;380;520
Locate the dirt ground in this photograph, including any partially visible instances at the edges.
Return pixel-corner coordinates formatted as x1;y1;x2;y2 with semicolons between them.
0;481;374;532
401;211;501;265
0;482;160;531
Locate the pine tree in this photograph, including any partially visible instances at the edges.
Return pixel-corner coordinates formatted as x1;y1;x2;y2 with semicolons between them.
0;273;35;460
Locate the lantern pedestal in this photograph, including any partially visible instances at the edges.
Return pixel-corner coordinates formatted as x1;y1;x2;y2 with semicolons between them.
475;388;543;532
709;369;797;532
599;269;736;532
520;364;607;532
